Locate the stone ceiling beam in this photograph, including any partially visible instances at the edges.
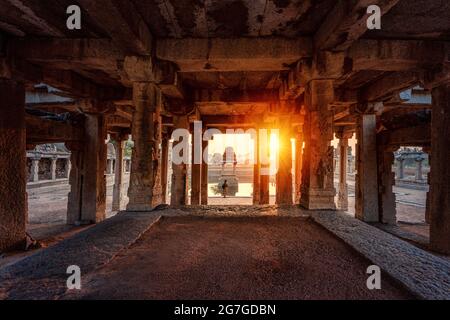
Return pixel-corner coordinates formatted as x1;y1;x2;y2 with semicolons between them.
314;0;401;51
361;71;421;102
26;114;84;145
194;89;278;103
380;123;431;146
5;0;66;37
348;40;448;72
8;38;124;72
78;0;152;55
42;69;128;101
156;37;312;72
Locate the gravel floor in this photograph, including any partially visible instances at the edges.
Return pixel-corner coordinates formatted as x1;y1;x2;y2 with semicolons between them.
66;216;413;300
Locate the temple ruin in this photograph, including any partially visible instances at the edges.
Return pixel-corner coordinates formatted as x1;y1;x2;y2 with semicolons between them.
0;0;449;300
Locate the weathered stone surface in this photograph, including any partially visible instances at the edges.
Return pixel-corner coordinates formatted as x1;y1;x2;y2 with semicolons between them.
252;132;260;205
200;139;209;205
429;84;450;254
0;212;161;299
190;126;202;205
276;118;293;205
378;146;397;225
294;130;303;204
311;211;450;300
336;131;352;211
300;80;336;210
66;143;83;225
0;80;27;252
80;114;107;223
170;115;189;206
127;83;162;211
356;113;379;222
160;136;170;204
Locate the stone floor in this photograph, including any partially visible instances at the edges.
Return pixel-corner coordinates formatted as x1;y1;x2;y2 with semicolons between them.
3;181;430;271
66;216;412;300
1;206;448;300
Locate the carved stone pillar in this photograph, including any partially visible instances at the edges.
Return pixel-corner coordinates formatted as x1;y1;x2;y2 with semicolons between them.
429;84;450;254
67;142;83;225
51;157;57;180
396;157;405;180
0;79;27;251
423;146;431;224
348;151;354;175
253;129;261;205
294;128;304;204
276;117;293;205
112;137;126;212
201;138;209;205
355;113;379;222
336;131;352;211
260;129;271;205
30;158;40;182
80;114;107;223
171;115;189;206
300;80;336;210
65;158;71;179
415;157;424;181
161;132;170;204
378;145;397;225
191;122;202;205
127;83;163;211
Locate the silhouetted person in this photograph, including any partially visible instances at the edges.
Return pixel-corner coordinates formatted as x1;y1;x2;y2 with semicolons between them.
222;180;229;198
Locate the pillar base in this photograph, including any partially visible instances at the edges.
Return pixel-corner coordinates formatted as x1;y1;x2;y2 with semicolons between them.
300;188;336;210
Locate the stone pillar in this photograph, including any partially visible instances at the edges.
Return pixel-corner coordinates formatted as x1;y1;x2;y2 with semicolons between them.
276;117;293;205
171;115;189;206
30;158;40;182
65;159;71;179
253;130;261;205
191;123;202;205
378;146;397;224
108;158;114;175
67;142;83;225
260;129;271;204
348;150;354;174
201;139;209;205
112;138;126;212
127;83;163;211
423;147;431;224
80;114;107;223
51;157;57;180
300;80;336;210
415;157;424;181
336;131;352;211
161;133;170;204
294;128;304;204
0;80;27;252
355;113;379;222
429;84;450;254
396;157;405;180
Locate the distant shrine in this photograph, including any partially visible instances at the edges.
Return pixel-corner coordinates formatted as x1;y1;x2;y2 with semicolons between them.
218;147;239;196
